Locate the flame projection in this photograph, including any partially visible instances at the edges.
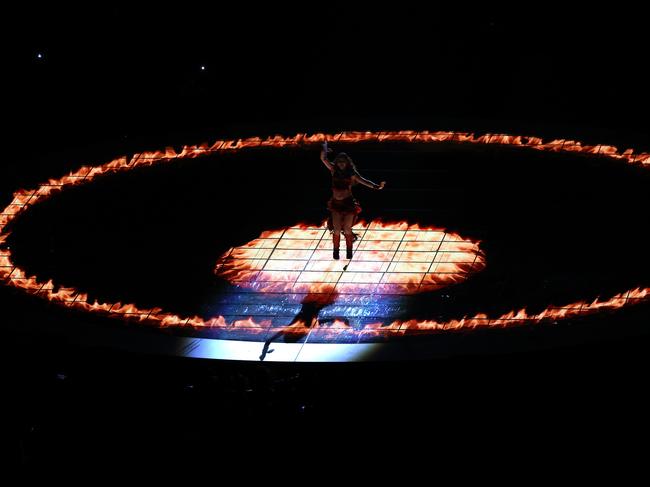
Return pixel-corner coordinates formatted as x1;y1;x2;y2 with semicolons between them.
0;131;648;337
214;221;485;295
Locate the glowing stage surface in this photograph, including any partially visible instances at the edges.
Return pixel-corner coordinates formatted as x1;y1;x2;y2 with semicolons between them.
1;131;649;361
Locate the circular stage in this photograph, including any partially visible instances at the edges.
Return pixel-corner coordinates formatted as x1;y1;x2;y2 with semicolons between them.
1;131;649;361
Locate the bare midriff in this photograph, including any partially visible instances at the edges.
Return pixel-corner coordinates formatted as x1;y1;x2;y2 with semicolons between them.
332;187;352;200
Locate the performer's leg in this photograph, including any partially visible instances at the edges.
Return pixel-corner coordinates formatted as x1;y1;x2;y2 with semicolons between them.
331;211;343;259
342;212;356;259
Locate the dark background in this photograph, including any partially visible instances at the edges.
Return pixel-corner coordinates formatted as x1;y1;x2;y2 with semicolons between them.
2;3;649;469
4;4;650;169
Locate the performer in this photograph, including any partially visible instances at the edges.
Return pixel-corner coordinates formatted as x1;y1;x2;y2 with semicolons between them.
320;142;385;259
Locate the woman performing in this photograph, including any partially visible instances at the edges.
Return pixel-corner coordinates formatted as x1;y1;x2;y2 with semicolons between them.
320;142;386;260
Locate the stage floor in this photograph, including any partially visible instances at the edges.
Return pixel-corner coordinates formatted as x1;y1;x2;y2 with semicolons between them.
2;132;649;361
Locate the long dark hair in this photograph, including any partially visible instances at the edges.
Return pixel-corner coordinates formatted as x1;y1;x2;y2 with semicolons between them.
332;152;358;179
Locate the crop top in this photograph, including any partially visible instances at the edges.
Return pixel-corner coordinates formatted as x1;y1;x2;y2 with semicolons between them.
331;167;355;191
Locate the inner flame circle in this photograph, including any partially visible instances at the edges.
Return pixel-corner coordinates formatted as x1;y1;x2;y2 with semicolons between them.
214;220;485;295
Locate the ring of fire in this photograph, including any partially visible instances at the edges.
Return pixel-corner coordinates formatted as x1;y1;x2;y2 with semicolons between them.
1;131;648;338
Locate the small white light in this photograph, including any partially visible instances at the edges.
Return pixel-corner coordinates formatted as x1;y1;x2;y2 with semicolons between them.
37;53;43;59
200;65;206;71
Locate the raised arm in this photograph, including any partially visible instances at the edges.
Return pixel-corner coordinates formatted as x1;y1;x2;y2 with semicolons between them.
320;147;334;171
352;173;386;190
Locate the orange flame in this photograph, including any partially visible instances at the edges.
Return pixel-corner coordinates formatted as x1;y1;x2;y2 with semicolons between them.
214;219;485;295
0;131;648;336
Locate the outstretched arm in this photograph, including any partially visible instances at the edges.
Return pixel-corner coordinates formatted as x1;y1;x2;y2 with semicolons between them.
353;173;386;190
320;145;334;171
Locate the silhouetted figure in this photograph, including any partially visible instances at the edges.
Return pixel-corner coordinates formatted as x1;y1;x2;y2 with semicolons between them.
320;142;385;260
259;288;350;361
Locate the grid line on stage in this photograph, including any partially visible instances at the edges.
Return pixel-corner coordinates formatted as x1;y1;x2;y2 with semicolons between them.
215;225;485;296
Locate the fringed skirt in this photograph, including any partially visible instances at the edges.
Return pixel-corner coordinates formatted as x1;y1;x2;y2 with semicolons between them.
326;196;362;236
327;196;362;214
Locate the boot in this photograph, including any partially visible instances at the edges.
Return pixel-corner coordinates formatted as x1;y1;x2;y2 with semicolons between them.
345;233;354;259
333;233;340;260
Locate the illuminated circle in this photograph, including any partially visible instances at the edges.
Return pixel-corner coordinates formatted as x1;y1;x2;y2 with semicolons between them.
0;131;648;341
214;221;485;295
